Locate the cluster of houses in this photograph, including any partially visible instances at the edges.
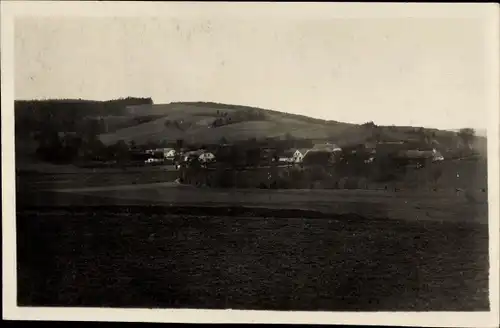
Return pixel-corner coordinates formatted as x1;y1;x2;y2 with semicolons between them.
277;141;445;167
141;147;216;166
139;140;446;169
276;143;343;164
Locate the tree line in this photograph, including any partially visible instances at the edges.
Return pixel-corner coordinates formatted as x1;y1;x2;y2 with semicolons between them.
15;98;154;134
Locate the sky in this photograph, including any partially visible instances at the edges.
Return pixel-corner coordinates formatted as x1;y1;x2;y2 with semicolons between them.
14;16;491;131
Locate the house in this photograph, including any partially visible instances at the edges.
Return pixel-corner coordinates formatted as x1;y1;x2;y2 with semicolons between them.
199;151;216;163
160;148;176;159
183;150;205;163
302;149;335;166
313;143;342;153
432;149;445;162
277;149;296;163
364;156;375;164
395;148;445;165
145;157;162;164
146;148;176;159
291;148;311;163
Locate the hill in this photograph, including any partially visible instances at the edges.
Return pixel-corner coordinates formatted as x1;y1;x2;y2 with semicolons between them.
98;101;485;153
14;99;486;157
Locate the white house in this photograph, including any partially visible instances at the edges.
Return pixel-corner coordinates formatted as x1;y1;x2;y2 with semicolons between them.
145;157;162;164
292;148;311;163
432;148;445;162
160;148;176;159
276;149;296;163
199;152;216;163
183;150;205;163
145;148;176;159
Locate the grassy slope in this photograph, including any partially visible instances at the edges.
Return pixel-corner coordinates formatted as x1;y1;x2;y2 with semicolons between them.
98;101;463;147
15;99;487;157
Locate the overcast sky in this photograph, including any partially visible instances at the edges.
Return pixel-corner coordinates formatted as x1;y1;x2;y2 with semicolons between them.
15;16;490;130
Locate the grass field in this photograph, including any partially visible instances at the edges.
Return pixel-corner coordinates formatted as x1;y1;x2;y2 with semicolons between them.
16;205;488;311
16;167;488;224
15;168;490;311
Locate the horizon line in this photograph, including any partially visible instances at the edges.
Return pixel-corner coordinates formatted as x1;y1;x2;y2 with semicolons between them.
14;97;485;133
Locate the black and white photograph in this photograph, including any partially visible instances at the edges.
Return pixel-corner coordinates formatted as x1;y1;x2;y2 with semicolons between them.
2;1;499;326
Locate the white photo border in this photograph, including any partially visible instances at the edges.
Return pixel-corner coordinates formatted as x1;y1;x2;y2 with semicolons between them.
2;2;499;327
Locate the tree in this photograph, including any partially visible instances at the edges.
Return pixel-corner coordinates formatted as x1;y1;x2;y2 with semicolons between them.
84;119;101;143
35;127;63;162
111;140;130;163
176;139;184;151
366;123;381;143
417;127;430;147
61;134;84;162
83;138;107;161
219;136;228;145
246;147;261;167
431;165;443;189
458;128;475;150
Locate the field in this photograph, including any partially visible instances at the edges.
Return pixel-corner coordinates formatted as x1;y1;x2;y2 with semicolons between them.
15;168;490;311
17;205;488;311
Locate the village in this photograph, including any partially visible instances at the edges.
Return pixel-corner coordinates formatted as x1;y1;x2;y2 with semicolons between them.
137;139;447;170
56;130;484;193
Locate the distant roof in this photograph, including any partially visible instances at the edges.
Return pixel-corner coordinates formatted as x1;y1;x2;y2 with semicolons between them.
281;149;296;157
185;150;205;156
295;148;311;155
307;148;332;153
313;143;339;150
303;150;333;165
152;147;175;152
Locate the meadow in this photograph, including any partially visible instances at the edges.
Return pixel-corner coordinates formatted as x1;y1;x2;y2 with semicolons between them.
16;205;488;311
15;167;489;311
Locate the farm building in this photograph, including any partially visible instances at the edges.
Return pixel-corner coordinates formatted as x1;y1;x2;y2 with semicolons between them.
291;148;311;163
398;149;444;162
275;149;295;163
199;151;216;163
145;157;163;164
183;150;205;163
160;148;176;159
302;149;336;166
313;143;342;153
145;148;176;158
